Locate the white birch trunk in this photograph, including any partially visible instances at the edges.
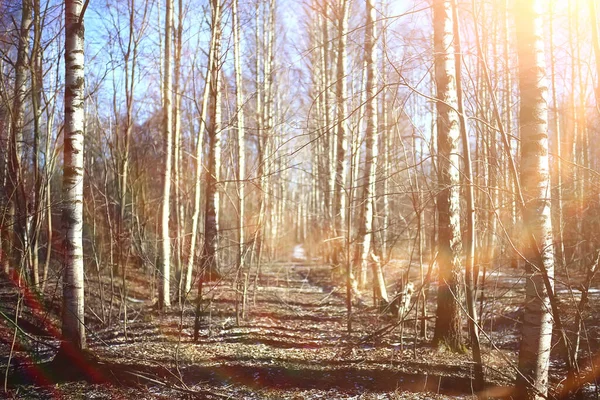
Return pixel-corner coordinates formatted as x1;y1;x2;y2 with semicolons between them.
159;0;173;309
432;0;463;351
380;14;389;261
332;0;349;268
514;0;554;397
173;0;184;300
358;0;378;293
61;0;86;351
318;2;333;234
233;0;245;275
264;0;276;260
8;0;32;280
253;0;265;270
184;4;219;295
31;0;44;288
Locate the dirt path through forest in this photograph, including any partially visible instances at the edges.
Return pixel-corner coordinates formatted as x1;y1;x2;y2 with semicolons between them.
2;246;519;399
85;249;489;398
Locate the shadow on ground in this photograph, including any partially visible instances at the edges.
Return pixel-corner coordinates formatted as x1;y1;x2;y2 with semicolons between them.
6;356;506;398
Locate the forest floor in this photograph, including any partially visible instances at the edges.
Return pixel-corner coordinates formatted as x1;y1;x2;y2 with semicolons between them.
0;245;599;399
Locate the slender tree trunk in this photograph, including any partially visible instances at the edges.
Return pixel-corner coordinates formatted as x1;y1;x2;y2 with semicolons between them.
233;0;246;318
112;0;133;336
570;0;587;265
351;61;366;281
60;0;86;353
501;0;515;271
566;0;581;266
173;0;184;304
432;0;463;352
357;0;382;302
549;1;565;271
30;0;44;288
426;76;437;342
316;1;333;262
452;0;483;388
185;9;218;296
253;0;265;278
574;0;591;269
332;0;349;271
591;0;600;104
514;1;555;397
380;10;389;261
310;5;325;249
8;0;32;282
500;0;508;270
201;0;222;284
0;112;8;275
194;0;222;341
42;76;57;293
263;0;276;262
159;0;173;310
417;173;426;338
473;13;488;320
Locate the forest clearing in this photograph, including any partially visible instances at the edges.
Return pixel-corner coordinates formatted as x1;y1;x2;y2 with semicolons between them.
2;0;600;398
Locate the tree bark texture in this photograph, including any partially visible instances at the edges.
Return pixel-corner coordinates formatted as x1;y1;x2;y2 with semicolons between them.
358;0;378;290
514;1;555;398
7;0;33;281
61;0;86;352
233;0;246;277
432;0;463;352
159;0;173;309
201;0;222;282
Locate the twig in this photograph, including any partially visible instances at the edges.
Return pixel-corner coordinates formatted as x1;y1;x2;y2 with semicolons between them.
122;370;229;399
4;294;22;393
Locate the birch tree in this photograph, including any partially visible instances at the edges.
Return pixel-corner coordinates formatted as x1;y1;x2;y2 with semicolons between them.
173;0;184;302
357;0;386;304
432;0;463;352
60;0;86;354
332;0;349;273
159;0;173;310
233;0;246;310
514;0;555;397
30;0;43;288
185;1;219;296
7;0;32;281
194;0;222;341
